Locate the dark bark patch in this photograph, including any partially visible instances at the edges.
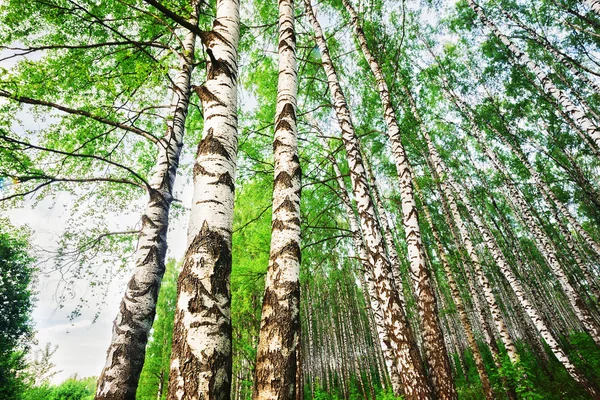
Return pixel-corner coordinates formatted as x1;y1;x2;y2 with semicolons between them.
211;171;235;191
275;198;297;213
197;130;231;160
275;119;293;133
194;85;225;107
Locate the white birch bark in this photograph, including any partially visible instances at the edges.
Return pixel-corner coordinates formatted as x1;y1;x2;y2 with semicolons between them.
493;124;600;265
167;1;240;398
466;0;600;153
501;9;600;95
419;193;494;400
96;6;200;398
253;1;301;398
584;0;600;15
324;138;403;394
468;124;600;347
303;3;432;397
341;2;456;398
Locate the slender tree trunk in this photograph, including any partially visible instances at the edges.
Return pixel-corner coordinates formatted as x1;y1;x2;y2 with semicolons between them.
456;179;599;397
95;6;199;398
418;189;495;400
303;3;432;397
503;9;600;95
167;1;240;398
253;0;301;398
470;124;600;346
324;140;403;394
407;91;519;369
492;120;600;266
342;2;456;398
466;0;600;152
363;157;405;303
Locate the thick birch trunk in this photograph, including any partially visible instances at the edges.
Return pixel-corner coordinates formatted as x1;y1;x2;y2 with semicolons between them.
95;8;199;398
341;2;455;398
303;2;431;397
253;1;301;398
466;0;600;153
167;1;240;398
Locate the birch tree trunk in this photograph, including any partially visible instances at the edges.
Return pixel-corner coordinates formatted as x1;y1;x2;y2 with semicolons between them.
341;2;456;398
467;122;600;347
304;3;432;396
454;179;599;397
324;138;404;394
167;1;240;398
466;0;600;153
501;9;600;95
405;89;520;366
96;5;200;398
418;191;494;400
491;120;600;264
253;0;301;398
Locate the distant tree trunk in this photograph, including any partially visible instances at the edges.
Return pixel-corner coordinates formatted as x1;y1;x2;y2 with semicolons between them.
466;0;600;153
342;2;456;398
252;0;301;398
167;0;240;398
418;188;495;400
502;9;600;95
491;120;600;268
324;141;403;394
465;117;600;347
405;89;519;366
454;178;599;397
95;4;200;398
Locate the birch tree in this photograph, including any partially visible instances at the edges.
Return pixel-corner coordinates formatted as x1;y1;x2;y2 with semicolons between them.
167;0;240;398
253;0;302;397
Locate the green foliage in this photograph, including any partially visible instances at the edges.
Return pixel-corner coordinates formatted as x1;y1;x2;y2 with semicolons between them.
22;376;96;400
0;220;34;400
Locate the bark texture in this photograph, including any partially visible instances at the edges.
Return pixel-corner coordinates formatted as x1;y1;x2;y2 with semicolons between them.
96;5;199;398
167;1;240;398
253;0;302;397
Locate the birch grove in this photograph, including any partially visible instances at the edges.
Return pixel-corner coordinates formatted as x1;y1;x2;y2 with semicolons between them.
2;0;600;399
